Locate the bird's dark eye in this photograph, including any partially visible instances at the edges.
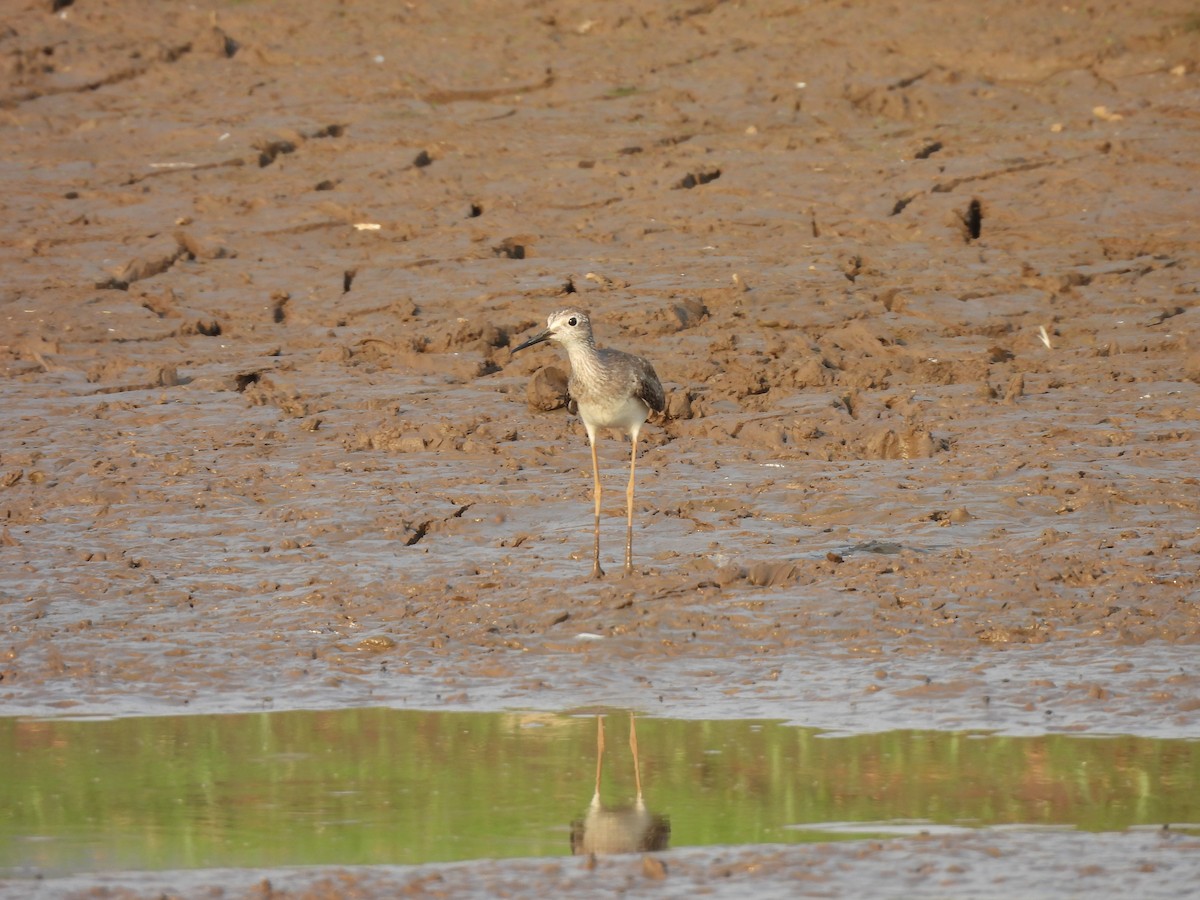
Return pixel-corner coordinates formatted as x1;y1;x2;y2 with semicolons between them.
568;317;578;326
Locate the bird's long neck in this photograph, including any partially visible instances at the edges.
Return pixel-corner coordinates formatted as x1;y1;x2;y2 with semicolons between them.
564;338;601;377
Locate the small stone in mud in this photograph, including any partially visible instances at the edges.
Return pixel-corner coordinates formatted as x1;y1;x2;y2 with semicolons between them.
356;636;397;653
929;507;972;524
197;25;240;58
641;855;667;880
864;426;939;459
526;366;569;411
256;139;297;167
673;167;721;189
1183;354;1200;384
746;561;798;587
1004;373;1025;403
181;316;222;337
788;358;836;388
665;389;693;420
669;298;708;330
493;237;527;259
156;366;182;387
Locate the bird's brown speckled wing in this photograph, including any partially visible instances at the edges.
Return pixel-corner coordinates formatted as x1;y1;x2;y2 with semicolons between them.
624;353;664;414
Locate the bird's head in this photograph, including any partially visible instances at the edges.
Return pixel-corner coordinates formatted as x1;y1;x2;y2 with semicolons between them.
512;307;593;353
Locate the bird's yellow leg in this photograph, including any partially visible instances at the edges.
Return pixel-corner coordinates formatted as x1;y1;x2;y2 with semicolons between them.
625;435;638;575
591;437;604;579
630;714;644;802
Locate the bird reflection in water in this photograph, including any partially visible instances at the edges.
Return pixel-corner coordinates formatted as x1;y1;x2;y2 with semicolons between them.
570;714;670;856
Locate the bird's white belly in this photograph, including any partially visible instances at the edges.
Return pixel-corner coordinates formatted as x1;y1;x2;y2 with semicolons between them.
578;394;648;434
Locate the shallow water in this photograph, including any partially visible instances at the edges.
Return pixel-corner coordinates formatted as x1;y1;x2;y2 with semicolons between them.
4;708;1198;880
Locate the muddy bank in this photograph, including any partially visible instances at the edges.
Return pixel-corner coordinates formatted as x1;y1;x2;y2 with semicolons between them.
10;831;1200;900
2;0;1199;737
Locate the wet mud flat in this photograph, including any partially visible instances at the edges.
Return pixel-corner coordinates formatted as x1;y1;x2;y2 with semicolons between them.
2;0;1200;896
8;831;1200;900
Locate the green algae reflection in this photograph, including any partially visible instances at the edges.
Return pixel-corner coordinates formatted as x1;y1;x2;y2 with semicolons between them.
2;709;1198;876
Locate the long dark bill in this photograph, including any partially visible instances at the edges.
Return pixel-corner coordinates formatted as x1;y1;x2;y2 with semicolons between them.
511;329;551;354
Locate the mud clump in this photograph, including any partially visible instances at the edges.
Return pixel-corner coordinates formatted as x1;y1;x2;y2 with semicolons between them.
526;366;570;411
863;426;944;460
